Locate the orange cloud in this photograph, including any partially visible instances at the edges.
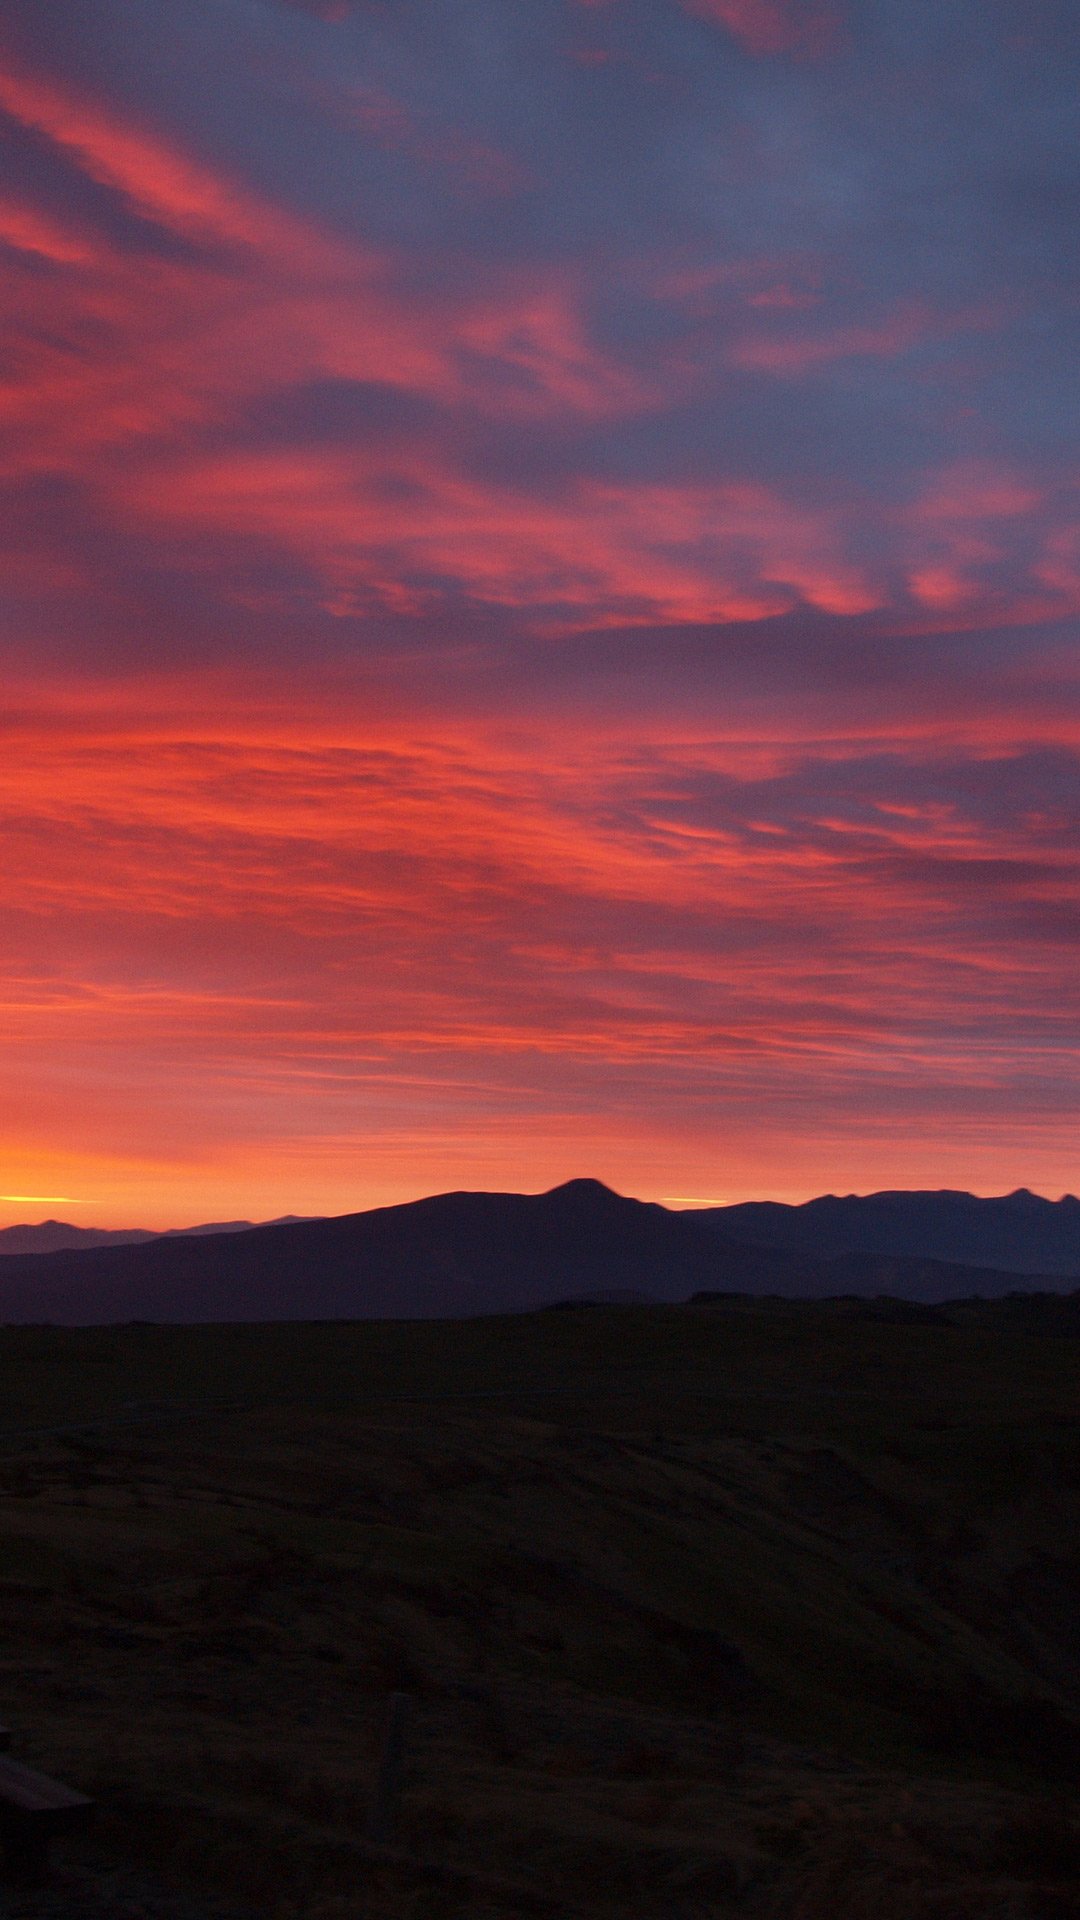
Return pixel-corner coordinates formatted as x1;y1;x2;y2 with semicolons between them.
0;684;1077;1221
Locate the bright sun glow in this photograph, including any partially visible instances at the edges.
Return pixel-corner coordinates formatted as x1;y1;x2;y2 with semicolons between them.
0;1196;79;1205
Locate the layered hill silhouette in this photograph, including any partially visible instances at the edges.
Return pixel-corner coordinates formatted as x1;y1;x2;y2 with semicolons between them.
0;1179;1071;1324
705;1186;1080;1277
0;1214;315;1257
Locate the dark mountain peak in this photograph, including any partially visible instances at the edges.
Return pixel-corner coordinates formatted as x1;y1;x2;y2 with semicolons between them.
543;1178;624;1203
827;1189;981;1207
545;1175;614;1190
859;1188;1067;1212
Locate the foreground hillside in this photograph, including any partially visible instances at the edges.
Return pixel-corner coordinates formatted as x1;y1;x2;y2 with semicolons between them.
0;1181;1067;1321
1;1296;1079;1916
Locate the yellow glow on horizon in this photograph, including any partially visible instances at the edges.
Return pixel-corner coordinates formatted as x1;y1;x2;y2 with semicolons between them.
0;1195;78;1205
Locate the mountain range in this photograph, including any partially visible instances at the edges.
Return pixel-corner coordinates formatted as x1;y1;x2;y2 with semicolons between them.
704;1187;1080;1277
0;1215;314;1257
0;1179;1073;1324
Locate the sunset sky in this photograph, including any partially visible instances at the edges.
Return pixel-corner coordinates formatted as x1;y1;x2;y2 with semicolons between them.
2;0;1079;1226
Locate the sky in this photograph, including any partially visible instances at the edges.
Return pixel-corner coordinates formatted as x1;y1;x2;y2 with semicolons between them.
1;0;1079;1226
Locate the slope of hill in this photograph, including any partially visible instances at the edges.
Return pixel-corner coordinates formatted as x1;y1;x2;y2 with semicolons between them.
704;1187;1080;1276
0;1179;1068;1324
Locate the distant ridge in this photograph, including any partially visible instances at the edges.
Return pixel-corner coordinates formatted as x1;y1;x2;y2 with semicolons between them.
0;1179;1069;1325
0;1222;156;1257
0;1215;318;1258
702;1188;1080;1278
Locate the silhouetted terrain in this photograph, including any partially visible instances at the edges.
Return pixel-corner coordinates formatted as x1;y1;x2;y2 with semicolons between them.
0;1215;316;1257
0;1181;1070;1325
0;1222;159;1256
706;1186;1080;1276
2;1298;1080;1919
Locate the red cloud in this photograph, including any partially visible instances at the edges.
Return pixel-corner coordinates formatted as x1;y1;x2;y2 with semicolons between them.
0;196;97;265
1;691;1078;1222
0;20;1076;1227
1;50;1066;653
0;61;320;258
123;451;881;626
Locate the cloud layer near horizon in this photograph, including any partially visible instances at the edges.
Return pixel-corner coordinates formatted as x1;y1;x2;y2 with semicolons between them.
0;0;1078;1221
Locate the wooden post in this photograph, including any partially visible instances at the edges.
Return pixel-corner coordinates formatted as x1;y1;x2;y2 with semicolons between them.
364;1692;410;1844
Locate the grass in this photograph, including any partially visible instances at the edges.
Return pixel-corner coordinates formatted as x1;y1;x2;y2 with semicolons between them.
0;1298;1077;1914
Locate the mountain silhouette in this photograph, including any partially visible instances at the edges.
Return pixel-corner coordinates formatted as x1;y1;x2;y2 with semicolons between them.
703;1188;1080;1277
0;1179;1067;1324
0;1215;317;1258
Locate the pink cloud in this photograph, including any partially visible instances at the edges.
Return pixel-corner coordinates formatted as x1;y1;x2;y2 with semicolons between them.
730;301;934;373
912;464;1043;524
120;450;881;627
337;84;528;199
3;53;1065;655
0;60;323;259
675;0;840;57
0;196;98;265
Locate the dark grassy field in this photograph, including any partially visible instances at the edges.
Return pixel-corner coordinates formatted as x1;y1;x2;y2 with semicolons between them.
0;1297;1079;1917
